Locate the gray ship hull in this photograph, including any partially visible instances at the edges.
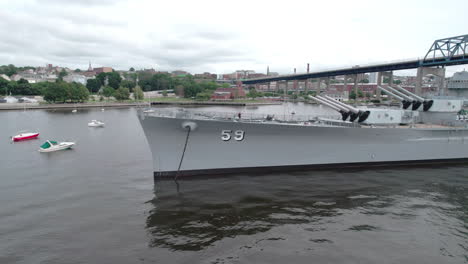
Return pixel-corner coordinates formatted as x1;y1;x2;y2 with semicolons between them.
138;114;468;178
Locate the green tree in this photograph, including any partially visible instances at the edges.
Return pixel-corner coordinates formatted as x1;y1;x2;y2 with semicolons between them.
133;86;144;100
199;81;218;91
102;86;115;98
107;72;122;89
43;82;68;103
0;64;18;76
12;78;38;95
86;79;101;93
196;91;212;101
358;89;364;98
129;67;135;72
180;75;201;98
69;82;89;102
114;87;130;100
247;88;261;98
162;89;168;97
96;72;107;87
150;73;172;90
74;69;82;72
121;80;136;91
58;69;68;81
0;76;9;95
32;82;51;95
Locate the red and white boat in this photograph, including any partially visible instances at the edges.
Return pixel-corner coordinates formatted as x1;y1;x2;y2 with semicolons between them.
12;132;40;142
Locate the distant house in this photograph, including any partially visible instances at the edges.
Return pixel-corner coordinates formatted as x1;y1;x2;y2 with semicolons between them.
211;91;232;100
94;67;113;74
211;83;246;100
63;74;87;85
0;74;10;81
171;70;189;77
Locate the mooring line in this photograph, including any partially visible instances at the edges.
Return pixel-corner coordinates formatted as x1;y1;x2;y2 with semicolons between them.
174;125;192;183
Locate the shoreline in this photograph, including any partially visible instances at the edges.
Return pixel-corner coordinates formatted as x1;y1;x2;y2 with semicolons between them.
0;101;281;111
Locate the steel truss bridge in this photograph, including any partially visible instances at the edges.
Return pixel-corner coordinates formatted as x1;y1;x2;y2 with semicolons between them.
242;34;468;85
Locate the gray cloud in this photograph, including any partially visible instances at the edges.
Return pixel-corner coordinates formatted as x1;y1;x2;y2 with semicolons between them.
36;0;126;6
1;0;467;75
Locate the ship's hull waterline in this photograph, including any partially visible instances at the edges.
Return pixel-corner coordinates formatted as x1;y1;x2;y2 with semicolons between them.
138;114;468;178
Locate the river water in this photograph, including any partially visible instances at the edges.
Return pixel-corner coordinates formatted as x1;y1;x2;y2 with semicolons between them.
0;104;467;263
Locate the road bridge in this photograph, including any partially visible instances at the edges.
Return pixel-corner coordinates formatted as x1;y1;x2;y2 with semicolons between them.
242;34;468;96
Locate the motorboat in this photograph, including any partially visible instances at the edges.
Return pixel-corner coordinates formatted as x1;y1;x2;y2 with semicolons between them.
88;120;105;127
39;140;75;153
12;131;39;142
72;109;77;113
143;109;155;113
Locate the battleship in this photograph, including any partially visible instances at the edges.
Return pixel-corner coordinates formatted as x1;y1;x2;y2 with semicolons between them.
138;86;468;179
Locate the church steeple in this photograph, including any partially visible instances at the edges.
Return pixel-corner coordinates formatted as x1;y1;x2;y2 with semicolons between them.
88;61;93;72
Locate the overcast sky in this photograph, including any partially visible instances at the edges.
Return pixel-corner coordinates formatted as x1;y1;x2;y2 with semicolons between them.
1;0;467;76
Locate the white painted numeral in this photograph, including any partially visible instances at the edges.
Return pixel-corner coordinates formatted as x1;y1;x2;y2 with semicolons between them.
221;130;245;141
234;130;245;141
221;130;231;141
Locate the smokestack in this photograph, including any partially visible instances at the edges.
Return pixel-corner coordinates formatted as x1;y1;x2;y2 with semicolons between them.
294;68;296;74
307;63;310;73
267;66;269;76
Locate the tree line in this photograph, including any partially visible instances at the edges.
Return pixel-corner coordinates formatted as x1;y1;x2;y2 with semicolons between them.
0;77;89;103
1;67;231;102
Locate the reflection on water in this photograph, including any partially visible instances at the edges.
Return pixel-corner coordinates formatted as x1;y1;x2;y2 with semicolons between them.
146;168;468;263
1;107;468;263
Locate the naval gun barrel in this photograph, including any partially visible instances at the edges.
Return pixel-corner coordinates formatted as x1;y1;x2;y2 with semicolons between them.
317;96;353;112
321;95;360;113
394;85;425;101
309;96;340;111
380;86;414;102
309;96;351;121
321;95;370;122
377;86;404;101
377;86;412;109
394;85;433;111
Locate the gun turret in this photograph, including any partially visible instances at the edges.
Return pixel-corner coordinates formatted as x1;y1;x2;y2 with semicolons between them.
393;86;432;111
322;96;370;123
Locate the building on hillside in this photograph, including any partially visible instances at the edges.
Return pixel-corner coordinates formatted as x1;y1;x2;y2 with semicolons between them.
63;74;88;85
220;70;263;80
194;72;217;80
211;91;232;100
211;82;246;100
171;70;189;77
0;74;11;81
94;67;113;74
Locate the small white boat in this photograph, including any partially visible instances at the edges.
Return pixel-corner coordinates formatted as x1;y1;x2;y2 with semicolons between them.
39;140;75;153
72;109;77;113
143;109;155;113
88;120;105;127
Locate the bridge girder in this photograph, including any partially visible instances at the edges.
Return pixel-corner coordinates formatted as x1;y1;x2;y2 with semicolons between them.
423;34;468;66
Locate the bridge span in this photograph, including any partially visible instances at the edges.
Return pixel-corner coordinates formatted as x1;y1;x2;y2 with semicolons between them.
242;34;468;96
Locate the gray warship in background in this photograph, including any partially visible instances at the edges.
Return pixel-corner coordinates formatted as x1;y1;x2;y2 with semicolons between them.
138;86;468;179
